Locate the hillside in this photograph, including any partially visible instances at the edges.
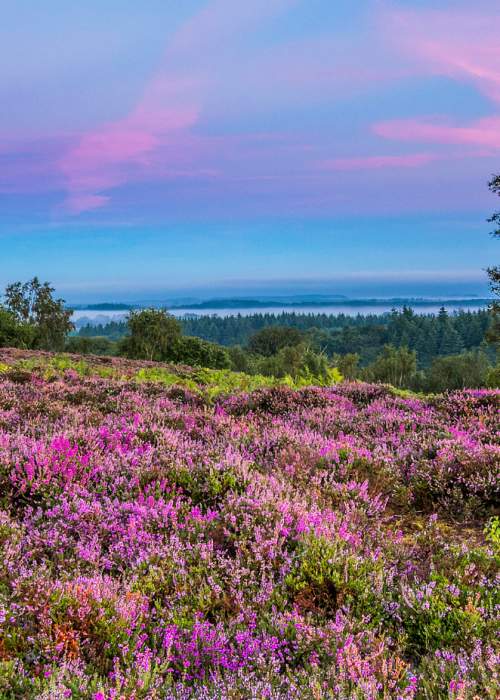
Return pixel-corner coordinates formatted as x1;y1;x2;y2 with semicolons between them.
0;351;498;699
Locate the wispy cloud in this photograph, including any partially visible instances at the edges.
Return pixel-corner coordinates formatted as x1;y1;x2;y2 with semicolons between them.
319;153;437;171
382;4;500;106
339;4;500;170
373;116;500;151
169;0;297;55
59;103;198;213
57;0;296;214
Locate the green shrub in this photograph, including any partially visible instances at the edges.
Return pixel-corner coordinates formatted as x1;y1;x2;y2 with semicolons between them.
398;573;492;657
134;367;198;391
168;335;231;369
285;536;385;623
486;365;500;388
484;516;500;550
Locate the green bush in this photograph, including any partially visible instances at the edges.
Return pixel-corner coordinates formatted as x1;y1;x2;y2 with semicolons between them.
486;364;500;388
248;326;304;356
168;335;231;369
284;536;387;626
0;307;34;349
423;350;491;392
363;345;417;388
484;516;500;550
65;335;116;356
119;309;181;361
398;573;491;656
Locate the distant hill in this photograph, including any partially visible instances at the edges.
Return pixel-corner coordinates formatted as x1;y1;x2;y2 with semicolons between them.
76;303;134;311
168;296;492;310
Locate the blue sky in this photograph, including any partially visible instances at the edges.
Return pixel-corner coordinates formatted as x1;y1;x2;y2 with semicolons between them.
1;0;498;300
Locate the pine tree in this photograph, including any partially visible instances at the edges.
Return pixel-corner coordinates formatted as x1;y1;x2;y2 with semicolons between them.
486;174;500;347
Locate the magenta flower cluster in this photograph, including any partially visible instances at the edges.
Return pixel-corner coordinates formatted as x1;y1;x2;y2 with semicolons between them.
0;363;498;698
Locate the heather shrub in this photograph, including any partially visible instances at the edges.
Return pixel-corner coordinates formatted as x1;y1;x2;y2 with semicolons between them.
416;644;499;699
285;535;388;624
484;516;500;550
135;367;199;391
162;461;246;508
398;574;492;657
0;355;497;698
410;440;500;518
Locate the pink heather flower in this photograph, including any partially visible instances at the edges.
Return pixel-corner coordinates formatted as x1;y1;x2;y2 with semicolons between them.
0;363;497;697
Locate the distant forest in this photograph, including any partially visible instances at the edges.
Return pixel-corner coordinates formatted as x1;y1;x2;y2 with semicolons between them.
77;307;494;368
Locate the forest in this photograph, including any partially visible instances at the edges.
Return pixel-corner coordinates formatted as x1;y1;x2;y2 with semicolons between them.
77;307;491;363
1;277;498;393
73;307;498;392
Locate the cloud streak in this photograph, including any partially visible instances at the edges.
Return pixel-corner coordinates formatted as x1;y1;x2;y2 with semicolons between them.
57;0;297;214
59;103;198;213
320;153;437;171
382;4;500;105
373;116;500;151
3;1;499;221
339;4;500;173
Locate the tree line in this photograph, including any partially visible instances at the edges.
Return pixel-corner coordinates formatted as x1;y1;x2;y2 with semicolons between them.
2;287;498;390
1;173;499;391
77;306;494;361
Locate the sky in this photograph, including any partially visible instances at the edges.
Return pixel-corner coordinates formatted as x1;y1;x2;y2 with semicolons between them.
1;0;499;301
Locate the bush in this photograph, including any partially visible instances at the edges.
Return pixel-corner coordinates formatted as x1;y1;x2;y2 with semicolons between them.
486;364;500;388
119;309;181;361
364;345;417;388
168;336;231;369
253;343;334;383
248;326;304;356
65;336;116;356
0;308;35;349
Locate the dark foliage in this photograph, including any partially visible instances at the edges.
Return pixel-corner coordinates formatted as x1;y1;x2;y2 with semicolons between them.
1;277;73;351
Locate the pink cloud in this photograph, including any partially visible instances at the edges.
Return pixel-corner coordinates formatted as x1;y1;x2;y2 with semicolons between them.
57;0;298;215
170;0;296;55
320;153;437;171
382;5;500;105
373;116;500;151
368;6;500;160
59;103;199;213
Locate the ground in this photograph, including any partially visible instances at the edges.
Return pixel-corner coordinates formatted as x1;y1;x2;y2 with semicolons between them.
0;350;498;699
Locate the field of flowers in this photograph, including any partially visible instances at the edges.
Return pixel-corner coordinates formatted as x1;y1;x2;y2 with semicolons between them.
0;350;498;699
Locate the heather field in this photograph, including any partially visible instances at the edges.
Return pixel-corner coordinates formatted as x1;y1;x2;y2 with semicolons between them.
0;351;498;699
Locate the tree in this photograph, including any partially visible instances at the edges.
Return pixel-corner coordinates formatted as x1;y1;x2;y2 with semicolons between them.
254;342;332;383
424;351;491;393
119;309;181;361
0;307;34;348
167;335;230;369
487;173;500;238
486;174;500;347
364;345;417;388
248;326;304;356
228;345;251;373
65;336;116;356
3;277;73;351
435;307;463;356
332;353;360;380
